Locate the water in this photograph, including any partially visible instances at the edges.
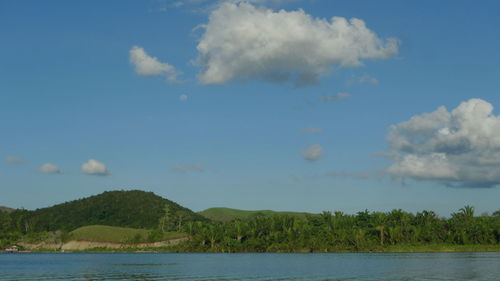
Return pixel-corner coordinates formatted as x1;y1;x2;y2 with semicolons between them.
1;252;500;281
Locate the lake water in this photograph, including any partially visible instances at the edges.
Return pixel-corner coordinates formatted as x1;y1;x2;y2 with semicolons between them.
1;252;500;280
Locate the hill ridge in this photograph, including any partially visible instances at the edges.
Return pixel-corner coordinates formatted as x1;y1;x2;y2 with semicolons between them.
199;207;315;222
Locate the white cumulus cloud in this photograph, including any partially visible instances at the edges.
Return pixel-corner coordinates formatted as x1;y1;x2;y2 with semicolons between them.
386;98;500;187
129;46;180;82
196;2;398;86
39;163;62;174
303;144;323;161
81;159;109;176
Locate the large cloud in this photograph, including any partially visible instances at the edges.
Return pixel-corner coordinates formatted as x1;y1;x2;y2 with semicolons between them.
196;2;398;86
129;46;180;82
386;98;500;187
81;159;109;176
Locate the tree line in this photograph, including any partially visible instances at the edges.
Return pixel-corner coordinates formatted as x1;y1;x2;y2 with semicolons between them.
2;202;499;252
171;206;500;252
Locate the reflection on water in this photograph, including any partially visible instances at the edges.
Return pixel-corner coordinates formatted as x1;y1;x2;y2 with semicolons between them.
0;253;499;281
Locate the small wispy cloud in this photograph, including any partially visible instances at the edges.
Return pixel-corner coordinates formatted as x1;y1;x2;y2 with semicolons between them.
172;164;205;173
350;74;379;85
4;157;23;164
300;127;323;133
149;0;185;13
292;170;382;183
303;144;324;161
318;92;351;102
172;1;184;8
39;163;63;174
179;94;188;101
325;171;372;180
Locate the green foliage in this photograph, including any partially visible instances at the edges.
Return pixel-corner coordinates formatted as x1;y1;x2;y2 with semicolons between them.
176;207;500;253
1;197;499;253
198;207;314;222
147;228;164;242
20;230;68;244
492;210;500;218
159;204;193;232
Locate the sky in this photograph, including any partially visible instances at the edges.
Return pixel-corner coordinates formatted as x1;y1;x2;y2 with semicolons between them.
1;0;500;216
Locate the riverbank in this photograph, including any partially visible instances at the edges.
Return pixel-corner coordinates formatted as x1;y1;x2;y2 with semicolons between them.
377;244;500;253
8;243;500;253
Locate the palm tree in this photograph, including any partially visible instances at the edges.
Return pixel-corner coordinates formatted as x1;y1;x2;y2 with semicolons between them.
372;212;387;246
459;205;475;218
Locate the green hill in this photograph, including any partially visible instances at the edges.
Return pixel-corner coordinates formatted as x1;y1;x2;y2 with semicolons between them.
198;207;315;222
28;190;207;232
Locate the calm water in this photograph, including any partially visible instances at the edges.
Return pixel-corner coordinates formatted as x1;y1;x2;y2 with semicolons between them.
1;252;500;281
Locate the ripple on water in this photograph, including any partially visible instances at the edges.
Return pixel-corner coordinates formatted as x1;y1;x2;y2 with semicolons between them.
0;253;499;281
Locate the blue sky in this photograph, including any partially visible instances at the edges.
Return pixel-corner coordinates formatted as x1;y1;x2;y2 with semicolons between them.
2;0;500;216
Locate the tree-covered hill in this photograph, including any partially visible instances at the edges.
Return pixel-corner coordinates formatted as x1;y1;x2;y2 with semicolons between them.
199;207;314;222
24;190;206;232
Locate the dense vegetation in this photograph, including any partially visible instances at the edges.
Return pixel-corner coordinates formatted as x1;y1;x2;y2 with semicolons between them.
1;190;499;252
176;206;500;252
199;207;313;222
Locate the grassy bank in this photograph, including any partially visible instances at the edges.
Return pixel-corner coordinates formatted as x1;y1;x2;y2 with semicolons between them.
70;225;151;243
69;225;186;243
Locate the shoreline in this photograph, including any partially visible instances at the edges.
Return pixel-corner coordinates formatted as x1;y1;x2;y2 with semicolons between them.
5;244;500;254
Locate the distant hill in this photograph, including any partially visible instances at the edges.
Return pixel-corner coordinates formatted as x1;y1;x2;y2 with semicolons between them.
199;207;315;222
0;206;14;213
29;190;207;232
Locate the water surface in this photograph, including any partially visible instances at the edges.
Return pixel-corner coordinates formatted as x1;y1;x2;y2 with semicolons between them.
1;252;499;280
